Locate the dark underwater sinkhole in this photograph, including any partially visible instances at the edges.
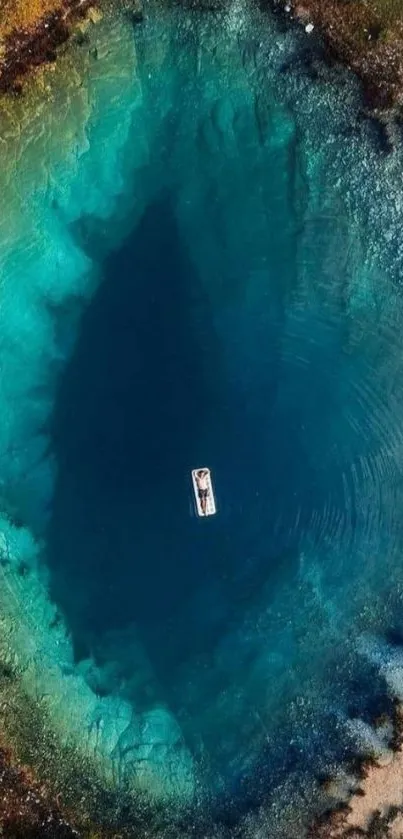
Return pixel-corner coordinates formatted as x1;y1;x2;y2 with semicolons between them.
46;192;379;808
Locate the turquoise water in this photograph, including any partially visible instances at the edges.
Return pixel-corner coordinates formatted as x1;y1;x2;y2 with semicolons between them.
2;3;403;835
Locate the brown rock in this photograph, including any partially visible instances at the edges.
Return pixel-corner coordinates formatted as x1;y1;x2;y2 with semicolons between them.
270;0;403;114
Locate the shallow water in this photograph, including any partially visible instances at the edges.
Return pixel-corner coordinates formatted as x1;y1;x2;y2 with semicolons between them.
2;2;403;835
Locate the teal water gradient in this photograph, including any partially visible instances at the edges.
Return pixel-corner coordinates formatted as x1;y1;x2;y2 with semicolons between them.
1;3;403;836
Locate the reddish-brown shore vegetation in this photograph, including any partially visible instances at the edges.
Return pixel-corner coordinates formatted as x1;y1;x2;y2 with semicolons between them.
270;0;403;113
0;737;80;837
0;731;140;838
0;0;101;94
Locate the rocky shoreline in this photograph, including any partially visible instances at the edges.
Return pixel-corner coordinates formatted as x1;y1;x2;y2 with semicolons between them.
270;0;403;115
307;703;403;839
0;0;104;94
3;0;402;117
0;742;80;838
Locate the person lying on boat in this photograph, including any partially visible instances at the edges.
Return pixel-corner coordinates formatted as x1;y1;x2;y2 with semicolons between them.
196;469;209;515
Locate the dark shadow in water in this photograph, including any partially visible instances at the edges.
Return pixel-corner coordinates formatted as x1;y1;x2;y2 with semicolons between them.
47;196;309;802
48;197;287;674
50;198;214;637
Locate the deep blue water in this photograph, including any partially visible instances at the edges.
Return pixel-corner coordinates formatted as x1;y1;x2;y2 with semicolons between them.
47;49;403;815
3;4;403;836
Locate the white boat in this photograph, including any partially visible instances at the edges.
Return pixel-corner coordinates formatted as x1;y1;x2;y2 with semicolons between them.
191;467;217;517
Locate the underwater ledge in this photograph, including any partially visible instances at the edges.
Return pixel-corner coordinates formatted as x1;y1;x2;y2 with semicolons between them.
0;644;162;838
